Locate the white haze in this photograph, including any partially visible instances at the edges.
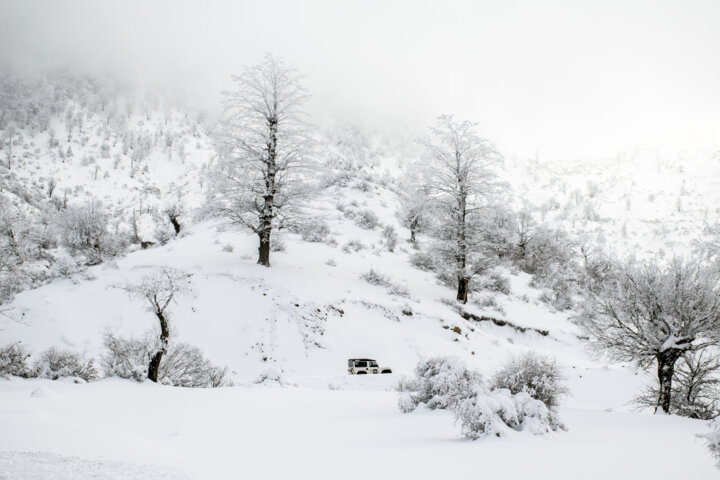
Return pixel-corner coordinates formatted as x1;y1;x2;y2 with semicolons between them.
1;0;719;162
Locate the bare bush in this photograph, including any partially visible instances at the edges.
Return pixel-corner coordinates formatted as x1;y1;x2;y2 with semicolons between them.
101;331;155;382
354;209;379;230
410;250;437;271
158;343;230;388
34;346;98;382
382;225;398;252
299;218;333;244
102;332;229;388
477;270;511;295
253;367;285;386
703;419;720;468
59;200;109;264
342;239;365;253
360;269;409;297
0;342;32;378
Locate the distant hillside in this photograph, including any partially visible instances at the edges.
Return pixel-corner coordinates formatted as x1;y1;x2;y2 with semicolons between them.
508;147;720;260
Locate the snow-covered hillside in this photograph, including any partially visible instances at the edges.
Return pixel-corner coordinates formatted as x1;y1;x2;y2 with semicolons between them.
1;73;719;478
508;147;720;259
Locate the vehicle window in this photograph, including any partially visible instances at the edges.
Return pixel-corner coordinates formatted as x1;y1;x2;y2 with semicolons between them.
356;361;367;367
369;361;378;367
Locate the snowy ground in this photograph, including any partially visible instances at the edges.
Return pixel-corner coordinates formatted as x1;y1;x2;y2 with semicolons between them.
1;165;719;477
0;378;716;480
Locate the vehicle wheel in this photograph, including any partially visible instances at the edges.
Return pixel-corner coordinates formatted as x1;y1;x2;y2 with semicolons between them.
381;370;392;374
356;371;367;375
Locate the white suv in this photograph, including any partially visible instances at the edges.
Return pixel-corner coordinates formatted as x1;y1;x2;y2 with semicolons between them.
347;358;392;375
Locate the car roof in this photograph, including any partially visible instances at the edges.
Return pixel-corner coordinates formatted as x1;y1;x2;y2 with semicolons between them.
349;358;377;362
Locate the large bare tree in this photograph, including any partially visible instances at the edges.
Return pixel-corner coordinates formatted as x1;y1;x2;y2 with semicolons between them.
423;115;503;303
214;54;311;267
579;258;720;413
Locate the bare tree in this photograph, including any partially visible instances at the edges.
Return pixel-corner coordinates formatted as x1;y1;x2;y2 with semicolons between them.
636;350;720;418
213;54;312;267
164;203;183;236
119;267;192;383
397;171;433;245
515;207;536;261
579;258;720;413
2;122;17;170
422;115;503;302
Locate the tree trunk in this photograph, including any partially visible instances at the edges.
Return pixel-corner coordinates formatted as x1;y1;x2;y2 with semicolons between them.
169;216;181;236
457;276;469;303
409;229;416;244
257;230;271;267
256;115;277;268
147;310;170;383
656;349;682;414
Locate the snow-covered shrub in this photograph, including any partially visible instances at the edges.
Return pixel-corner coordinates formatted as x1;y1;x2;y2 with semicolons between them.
703;418;720;468
490;352;567;429
396;374;417;392
354;209;379;230
490;351;567;410
360;269;410;297
254;367;285;386
58;201;109;262
382;225;398;252
271;235;286;252
342;239;365;253
410;250;437;271
34;346;98;382
471;293;507;316
102;332;229;387
361;268;390;286
158;343;230;388
58;201;128;265
222;243;234;253
300;218;333;244
0;342;32;378
153;220;175;246
101;331;155;382
454;388;551;439
400;356;483;412
478;270;511;295
398;392;417;413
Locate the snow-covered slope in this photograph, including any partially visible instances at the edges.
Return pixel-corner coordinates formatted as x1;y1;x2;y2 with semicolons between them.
1;73;718;478
2;170;717;477
2;178;588;383
508;147;720;259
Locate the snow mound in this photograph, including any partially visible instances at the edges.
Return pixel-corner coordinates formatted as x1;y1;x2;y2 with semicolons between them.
29;386;59;399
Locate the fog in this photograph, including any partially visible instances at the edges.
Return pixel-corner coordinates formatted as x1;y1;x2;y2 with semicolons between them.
2;0;719;162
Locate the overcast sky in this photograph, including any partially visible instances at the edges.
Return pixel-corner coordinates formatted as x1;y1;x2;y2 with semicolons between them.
1;0;719;162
